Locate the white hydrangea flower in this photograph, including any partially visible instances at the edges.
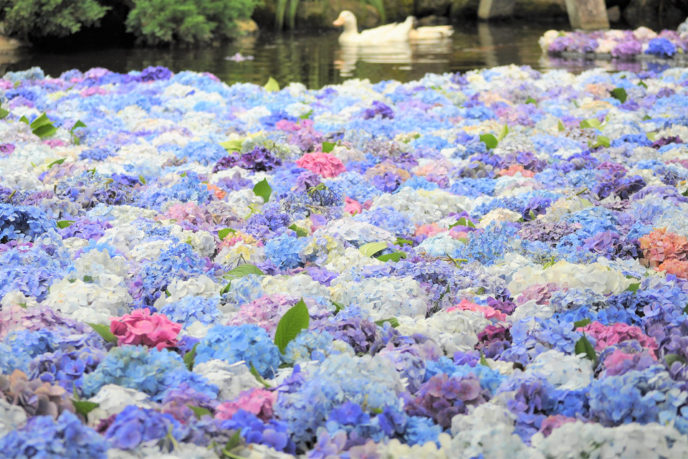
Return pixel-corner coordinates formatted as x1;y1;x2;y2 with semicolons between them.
88;384;153;427
0;398;27;437
526;350;593;390
193;360;262;401
330;276;429;320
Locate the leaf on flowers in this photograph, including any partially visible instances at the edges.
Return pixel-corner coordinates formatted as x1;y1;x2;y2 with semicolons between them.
274;298;309;353
87;322;118;344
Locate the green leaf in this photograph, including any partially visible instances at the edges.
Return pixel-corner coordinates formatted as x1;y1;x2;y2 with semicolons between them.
642;114;652;121
479;352;490;367
647;131;657;141
322;141;336;153
638;81;648;89
274;298;310;353
682;188;688;197
580;118;602;129
218;228;236;240
665;353;685;367
480;133;498;149
592;136;610;148
299;110;313;120
574;334;597;363
220;139;243;153
56;220;74;229
47;158;65;168
395;237;413;246
497;124;509;141
70;120;86;132
573;318;591;329
0;106;9;119
264;77;280;92
220;282;232;295
331;300;345;314
376;251;407;262
253;178;272;203
288;223;308;237
223;431;243;454
449;217;476;229
626;282;641;293
557;120;565;132
19;115;29;124
138;175;146;185
87;322;118;344
223;264;264;280
30;113;51;129
374;317;399;328
72;400;99;417
525;97;537;105
30;114;57;139
249;364;273;388
83;275;94;283
610;88;627;103
184;343;198;371
187;404;212;419
359;241;388;257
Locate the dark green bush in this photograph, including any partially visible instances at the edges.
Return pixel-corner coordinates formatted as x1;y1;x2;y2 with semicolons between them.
125;0;261;46
0;0;109;40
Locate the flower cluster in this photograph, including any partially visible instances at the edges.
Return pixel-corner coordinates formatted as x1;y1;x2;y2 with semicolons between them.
110;308;181;349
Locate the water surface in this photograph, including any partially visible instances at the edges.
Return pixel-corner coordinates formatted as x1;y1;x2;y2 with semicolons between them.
0;22;682;88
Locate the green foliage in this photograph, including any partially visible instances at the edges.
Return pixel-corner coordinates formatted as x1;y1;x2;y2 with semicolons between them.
0;0;109;40
274;298;309;353
125;0;260;46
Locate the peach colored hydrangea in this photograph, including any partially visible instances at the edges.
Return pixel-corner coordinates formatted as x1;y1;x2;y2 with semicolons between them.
639;228;688;268
497;164;535;177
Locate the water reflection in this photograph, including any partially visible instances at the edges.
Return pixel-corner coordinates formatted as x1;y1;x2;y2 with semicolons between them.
334;38;452;77
0;22;685;89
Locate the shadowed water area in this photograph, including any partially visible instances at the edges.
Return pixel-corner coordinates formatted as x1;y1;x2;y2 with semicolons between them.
0;21;685;88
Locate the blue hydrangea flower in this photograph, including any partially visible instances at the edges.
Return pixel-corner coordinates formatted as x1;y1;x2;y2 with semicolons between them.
159;296;220;328
195;324;281;378
264;233;308;270
105;405;187;450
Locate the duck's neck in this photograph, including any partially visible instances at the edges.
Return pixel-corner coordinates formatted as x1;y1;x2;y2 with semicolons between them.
342;18;358;35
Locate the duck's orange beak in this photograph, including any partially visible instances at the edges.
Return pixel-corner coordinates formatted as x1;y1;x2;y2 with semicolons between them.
333;16;344;27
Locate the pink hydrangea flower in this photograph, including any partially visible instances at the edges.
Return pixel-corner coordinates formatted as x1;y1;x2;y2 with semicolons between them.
344;197;363;215
577;321;658;357
110;308;181;350
215;388;277;421
296;152;346;178
447;299;507;322
497;164;535;177
539;415;576;437
415;223;444;237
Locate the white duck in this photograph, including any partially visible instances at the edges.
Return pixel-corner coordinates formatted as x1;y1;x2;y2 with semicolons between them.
408;17;454;40
333;11;414;45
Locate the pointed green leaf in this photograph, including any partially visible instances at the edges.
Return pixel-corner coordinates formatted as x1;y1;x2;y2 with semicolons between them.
665;353;685;367
274;298;310;353
288;223;308;237
138;175;146;185
580;118;602;129
574;334;597;362
220;139;243;153
322;141;336;153
638;81;648;89
480;133;498;149
497;124;509;141
220;282;232;295
218;228;236;240
56;220;74;229
47;158;65;168
479;352;490;367
557;120;565;131
87;322;118;344
72;400;99;417
647;131;657;141
330;300;345;314
19;115;29;124
249;364;272;388
593;136;610;148
184;343;198;371
30;113;51;129
223;263;264;280
299;110;313;120
525;97;537;105
573;318;591;329
626;282;641;293
610;87;627;103
0;106;9;119
187;404;212;419
253;178;271;202
376;251;407;262
264;77;280;92
395;237;413;246
223;431;243;453
70;120;86;132
374;317;399;328
359;241;388;257
449;217;476;229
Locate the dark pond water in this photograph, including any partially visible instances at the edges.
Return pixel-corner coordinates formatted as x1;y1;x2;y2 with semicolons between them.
0;22;681;89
